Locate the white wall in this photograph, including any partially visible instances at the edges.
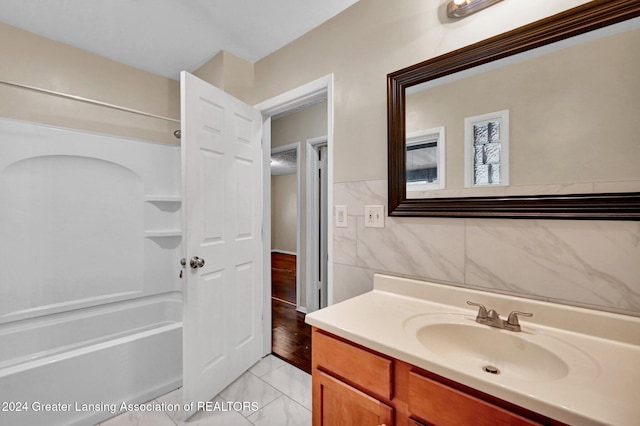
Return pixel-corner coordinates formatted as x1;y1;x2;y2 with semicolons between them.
0;118;181;323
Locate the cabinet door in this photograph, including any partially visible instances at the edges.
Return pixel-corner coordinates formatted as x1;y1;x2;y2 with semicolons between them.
314;370;393;426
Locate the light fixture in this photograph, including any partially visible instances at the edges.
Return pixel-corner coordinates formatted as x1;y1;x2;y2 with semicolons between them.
447;0;504;19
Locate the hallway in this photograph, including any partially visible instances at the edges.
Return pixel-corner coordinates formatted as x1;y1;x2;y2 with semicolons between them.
271;253;311;373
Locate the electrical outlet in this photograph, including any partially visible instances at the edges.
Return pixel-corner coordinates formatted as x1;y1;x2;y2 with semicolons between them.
364;205;384;228
335;205;347;227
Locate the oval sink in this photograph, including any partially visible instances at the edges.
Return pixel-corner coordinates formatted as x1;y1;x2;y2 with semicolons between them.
404;313;600;383
416;322;568;381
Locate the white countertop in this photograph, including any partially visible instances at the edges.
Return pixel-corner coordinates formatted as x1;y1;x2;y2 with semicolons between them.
305;274;640;426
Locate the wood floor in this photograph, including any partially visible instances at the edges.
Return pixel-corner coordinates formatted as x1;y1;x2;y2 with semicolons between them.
271;252;311;373
271;252;297;304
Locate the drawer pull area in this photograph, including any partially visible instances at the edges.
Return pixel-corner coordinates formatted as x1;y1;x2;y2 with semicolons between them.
313;329;393;400
408;371;540;426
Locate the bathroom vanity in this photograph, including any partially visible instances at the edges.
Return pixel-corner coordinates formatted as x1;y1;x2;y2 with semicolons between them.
312;328;549;425
305;274;640;426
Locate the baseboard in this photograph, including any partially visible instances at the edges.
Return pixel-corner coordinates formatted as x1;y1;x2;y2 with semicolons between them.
271;249;297;256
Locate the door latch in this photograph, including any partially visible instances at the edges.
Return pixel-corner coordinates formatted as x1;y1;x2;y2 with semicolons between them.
179;258;186;279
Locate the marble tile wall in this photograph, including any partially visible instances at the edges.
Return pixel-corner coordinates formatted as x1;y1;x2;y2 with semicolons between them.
333;179;640;316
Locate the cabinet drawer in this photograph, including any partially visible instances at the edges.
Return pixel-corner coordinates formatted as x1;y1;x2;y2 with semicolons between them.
313;329;393;400
408;372;540;426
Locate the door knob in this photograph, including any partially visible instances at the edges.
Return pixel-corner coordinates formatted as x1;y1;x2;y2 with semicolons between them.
189;256;205;269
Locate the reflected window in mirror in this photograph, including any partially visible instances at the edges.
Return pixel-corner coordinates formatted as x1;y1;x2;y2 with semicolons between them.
406;127;445;196
464;110;509;188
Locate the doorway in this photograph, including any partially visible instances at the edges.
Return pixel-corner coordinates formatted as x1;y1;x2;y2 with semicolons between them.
270;142;309;371
259;75;333;373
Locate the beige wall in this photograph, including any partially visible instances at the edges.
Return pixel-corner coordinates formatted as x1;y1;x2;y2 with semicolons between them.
407;27;640;193
254;0;640;315
0;23;180;145
254;0;593;182
271;173;298;253
271;101;328;149
194;50;254;105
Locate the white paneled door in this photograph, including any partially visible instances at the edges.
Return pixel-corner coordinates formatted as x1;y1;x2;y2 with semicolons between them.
181;71;263;419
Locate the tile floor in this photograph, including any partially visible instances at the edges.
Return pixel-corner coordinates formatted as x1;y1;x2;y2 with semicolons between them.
99;355;311;426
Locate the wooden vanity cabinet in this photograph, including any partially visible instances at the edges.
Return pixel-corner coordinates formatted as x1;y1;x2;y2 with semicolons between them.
312;328;563;426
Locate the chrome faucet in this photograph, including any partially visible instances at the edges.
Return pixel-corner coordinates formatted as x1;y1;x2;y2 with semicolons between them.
467;301;533;332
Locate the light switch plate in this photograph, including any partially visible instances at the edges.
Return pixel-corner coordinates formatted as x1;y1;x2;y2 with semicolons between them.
364;205;384;228
335;205;348;227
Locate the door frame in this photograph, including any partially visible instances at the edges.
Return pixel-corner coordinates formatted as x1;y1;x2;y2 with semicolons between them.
255;74;334;355
305;136;328;312
270;142;302;310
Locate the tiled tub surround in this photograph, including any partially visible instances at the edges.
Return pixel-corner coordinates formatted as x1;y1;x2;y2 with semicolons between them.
333;179;640;315
306;274;640;425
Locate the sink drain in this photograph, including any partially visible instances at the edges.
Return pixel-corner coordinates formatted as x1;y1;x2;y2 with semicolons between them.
483;365;500;375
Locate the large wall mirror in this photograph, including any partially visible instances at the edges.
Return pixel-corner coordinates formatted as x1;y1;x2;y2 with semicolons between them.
388;0;640;219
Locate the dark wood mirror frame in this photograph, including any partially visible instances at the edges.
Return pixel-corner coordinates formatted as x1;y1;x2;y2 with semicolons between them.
388;0;640;220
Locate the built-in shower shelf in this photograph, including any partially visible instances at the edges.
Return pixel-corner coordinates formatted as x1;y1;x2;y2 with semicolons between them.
144;230;182;238
144;195;182;204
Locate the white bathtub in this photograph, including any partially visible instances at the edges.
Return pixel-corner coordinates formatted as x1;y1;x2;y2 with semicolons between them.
0;294;182;426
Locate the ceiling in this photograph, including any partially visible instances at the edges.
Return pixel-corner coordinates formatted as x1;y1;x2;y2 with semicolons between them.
0;0;359;80
271;149;297;176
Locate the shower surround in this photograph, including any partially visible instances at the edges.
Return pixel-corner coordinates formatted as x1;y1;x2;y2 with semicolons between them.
0;118;182;425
